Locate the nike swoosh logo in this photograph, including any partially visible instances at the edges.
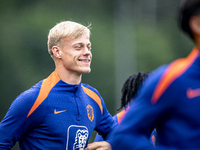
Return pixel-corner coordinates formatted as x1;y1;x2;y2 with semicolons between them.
54;109;66;114
187;88;200;99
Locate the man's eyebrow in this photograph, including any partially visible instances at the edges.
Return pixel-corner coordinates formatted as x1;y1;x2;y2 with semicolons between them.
73;42;91;46
87;42;91;46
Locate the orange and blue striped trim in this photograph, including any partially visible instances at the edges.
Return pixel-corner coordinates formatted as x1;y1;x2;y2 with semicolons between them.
151;48;199;104
82;85;103;114
117;106;130;123
117;109;127;124
27;71;60;118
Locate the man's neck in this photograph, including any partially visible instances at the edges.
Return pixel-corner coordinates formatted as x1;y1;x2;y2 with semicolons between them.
55;68;82;85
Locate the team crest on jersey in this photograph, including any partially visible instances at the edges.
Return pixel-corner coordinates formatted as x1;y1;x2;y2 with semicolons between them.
66;125;89;150
87;105;94;122
73;129;89;150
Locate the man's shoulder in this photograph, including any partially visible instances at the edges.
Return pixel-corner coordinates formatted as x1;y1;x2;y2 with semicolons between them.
14;80;43;105
81;83;99;94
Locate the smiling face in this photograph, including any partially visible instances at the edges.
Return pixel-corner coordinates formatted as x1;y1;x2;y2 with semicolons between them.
53;30;92;77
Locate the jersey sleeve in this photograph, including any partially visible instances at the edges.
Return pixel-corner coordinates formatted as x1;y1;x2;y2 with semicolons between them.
93;132;104;142
0;87;43;149
95;96;118;140
94;115;118;142
81;83;118;141
82;85;118;141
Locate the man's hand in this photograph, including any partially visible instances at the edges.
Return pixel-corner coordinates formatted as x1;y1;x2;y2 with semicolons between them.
85;141;112;150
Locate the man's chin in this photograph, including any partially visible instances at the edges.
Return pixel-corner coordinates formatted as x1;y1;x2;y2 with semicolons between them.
84;70;91;74
81;69;91;74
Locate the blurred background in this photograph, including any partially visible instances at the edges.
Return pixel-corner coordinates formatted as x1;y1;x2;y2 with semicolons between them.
0;0;193;149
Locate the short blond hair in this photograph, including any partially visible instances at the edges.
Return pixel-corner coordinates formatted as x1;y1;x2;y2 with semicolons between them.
47;21;91;58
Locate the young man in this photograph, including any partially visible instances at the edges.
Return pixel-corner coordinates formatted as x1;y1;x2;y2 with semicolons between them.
108;0;200;149
86;0;200;149
0;21;117;150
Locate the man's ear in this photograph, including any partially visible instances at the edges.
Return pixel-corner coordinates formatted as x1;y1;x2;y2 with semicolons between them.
52;46;61;59
190;16;200;35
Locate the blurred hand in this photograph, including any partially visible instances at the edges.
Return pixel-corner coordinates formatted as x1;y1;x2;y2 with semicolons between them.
84;141;112;150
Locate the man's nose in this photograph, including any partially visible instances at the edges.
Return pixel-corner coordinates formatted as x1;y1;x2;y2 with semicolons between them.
83;46;91;54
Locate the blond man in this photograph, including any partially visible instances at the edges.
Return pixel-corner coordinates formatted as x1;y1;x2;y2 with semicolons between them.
0;21;117;150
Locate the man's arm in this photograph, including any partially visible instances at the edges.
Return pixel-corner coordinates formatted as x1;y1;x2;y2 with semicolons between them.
0;89;41;149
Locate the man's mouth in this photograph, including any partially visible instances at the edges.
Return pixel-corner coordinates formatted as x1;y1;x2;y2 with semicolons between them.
78;59;91;63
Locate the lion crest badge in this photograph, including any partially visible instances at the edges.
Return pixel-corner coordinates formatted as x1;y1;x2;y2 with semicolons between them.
86;105;94;122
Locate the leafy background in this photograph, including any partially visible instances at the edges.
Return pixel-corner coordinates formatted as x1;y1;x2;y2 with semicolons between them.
0;0;193;149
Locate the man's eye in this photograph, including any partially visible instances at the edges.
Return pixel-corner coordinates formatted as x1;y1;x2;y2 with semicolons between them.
87;46;91;50
74;46;81;49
